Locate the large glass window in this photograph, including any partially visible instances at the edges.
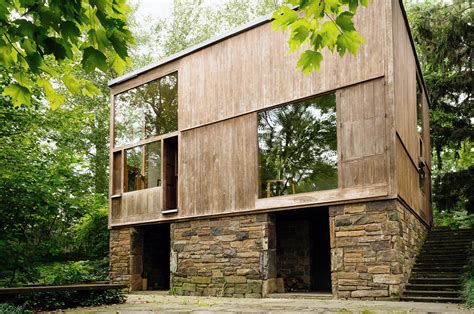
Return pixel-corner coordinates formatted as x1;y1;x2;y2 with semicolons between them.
258;93;338;198
115;72;178;147
125;141;161;192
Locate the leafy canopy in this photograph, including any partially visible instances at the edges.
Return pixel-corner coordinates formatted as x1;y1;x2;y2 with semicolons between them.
272;0;368;74
0;0;133;108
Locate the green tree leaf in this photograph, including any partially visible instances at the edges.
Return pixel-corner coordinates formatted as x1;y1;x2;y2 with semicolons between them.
336;30;364;56
272;1;367;73
82;47;108;73
62;74;82;94
297;50;323;74
272;5;299;31
335;11;355;31
2;83;32;107
38;78;65;110
320;21;340;51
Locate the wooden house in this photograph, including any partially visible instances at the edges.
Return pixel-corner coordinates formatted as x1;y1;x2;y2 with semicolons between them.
108;0;432;299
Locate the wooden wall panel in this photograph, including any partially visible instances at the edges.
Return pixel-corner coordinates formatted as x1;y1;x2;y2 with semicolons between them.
111;187;162;225
339;78;388;188
396;138;429;222
392;0;431;224
179;114;258;217
393;0;418;163
178;0;387;130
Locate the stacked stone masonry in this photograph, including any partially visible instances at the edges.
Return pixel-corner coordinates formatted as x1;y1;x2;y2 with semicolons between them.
170;213;276;297
109;199;428;299
329;200;428;300
109;228;132;286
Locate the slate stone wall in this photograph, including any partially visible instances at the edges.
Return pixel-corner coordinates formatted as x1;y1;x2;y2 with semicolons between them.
109;227;132;287
110;199;428;299
170;213;277;297
329;199;428;300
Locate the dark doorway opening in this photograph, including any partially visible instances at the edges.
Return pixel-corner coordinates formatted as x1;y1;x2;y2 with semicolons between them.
142;223;170;290
275;207;331;292
163;136;178;210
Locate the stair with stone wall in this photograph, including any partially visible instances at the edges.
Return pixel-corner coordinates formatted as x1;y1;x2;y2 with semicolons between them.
401;227;473;303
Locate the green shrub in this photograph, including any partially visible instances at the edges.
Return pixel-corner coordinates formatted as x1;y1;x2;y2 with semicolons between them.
462;256;474;307
34;259;108;285
433;208;474;229
72;206;109;260
0;289;125;311
0;303;31;314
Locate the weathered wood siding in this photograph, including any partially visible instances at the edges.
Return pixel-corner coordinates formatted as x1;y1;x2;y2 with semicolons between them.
178;0;387;130
339;78;387;188
392;0;431;224
179;114;258;216
108;0;431;227
111;187;162;225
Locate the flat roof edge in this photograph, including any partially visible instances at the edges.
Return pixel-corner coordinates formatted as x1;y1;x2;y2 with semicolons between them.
108;13;273;87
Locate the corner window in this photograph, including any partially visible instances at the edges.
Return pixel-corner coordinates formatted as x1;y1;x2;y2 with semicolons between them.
115;72;178;147
258;93;338;198
125;141;162;192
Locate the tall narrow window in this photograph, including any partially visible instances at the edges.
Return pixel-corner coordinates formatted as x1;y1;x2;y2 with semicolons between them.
258;93;338;198
125;141;162;192
115;72;178;147
416;80;423;136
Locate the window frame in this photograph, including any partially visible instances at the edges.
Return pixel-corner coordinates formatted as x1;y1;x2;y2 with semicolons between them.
256;92;339;199
112;70;179;151
110;69;179;199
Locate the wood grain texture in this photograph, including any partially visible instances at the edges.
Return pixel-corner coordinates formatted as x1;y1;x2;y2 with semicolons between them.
111;187;162;225
107;0;434;227
256;184;388;211
392;0;431;224
178;113;258;217
396;138;429;222
178;0;386;130
339;78;388;188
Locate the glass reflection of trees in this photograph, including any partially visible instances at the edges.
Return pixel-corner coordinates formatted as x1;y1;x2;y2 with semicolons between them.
258;93;338;198
126;141;161;192
115;72;178;147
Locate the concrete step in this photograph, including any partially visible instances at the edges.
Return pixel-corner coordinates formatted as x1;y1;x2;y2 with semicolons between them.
411;272;463;278
417;254;469;259
419;248;469;258
415;259;468;265
403;289;461;298
408;277;462;285
423;244;471;249
428;232;472;236
424;238;472;243
400;295;463;303
421;243;471;248
412;266;465;272
414;263;467;269
416;252;469;261
405;283;462;291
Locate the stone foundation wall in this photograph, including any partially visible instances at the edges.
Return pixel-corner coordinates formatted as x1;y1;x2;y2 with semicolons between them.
329;199;428;300
109;227;144;290
109;227;132;286
170;213;277;297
